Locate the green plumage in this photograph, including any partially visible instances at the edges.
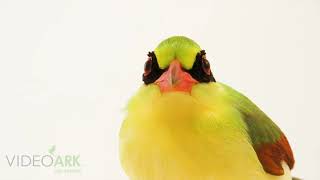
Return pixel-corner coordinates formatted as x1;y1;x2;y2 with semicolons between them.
155;36;201;70
221;83;282;146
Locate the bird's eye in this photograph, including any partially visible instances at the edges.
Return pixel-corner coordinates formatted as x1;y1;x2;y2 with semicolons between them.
142;52;165;84
144;57;152;76
201;56;211;76
187;50;216;83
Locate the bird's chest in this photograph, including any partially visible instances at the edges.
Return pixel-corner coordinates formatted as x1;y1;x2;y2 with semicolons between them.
120;99;268;180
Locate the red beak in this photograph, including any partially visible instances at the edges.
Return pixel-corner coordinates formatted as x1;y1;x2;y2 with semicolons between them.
155;60;198;93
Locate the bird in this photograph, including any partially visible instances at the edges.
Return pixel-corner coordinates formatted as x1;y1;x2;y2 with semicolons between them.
119;36;297;180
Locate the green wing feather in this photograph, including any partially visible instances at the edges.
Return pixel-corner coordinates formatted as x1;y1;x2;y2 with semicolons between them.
219;83;295;175
220;83;282;145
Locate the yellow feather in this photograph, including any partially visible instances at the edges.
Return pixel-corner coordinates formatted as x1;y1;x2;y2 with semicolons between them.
119;83;292;180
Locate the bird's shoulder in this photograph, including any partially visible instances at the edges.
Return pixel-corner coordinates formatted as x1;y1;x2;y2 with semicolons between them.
208;82;295;176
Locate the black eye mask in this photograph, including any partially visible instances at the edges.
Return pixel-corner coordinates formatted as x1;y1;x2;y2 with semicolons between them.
142;50;216;84
142;52;165;85
187;50;216;83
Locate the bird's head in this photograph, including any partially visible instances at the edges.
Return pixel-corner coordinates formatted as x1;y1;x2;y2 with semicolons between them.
142;36;215;93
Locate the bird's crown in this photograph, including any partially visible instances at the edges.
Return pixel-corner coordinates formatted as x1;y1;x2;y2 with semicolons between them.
154;36;201;70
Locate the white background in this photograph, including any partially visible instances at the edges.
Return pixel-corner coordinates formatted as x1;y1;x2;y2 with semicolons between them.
0;0;319;179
